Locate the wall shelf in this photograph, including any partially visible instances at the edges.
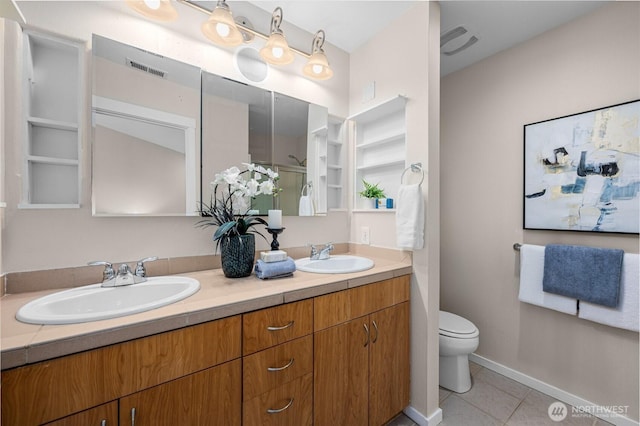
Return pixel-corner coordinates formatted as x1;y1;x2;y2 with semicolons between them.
22;30;82;208
351;96;407;210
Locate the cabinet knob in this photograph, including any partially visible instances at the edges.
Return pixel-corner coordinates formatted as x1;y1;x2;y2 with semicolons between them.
363;323;370;347
267;358;295;372
372;320;379;344
267;320;294;332
267;398;294;414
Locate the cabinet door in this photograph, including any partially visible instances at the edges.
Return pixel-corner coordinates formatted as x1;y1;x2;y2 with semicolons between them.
314;318;369;426
44;401;117;426
119;359;241;426
369;302;410;426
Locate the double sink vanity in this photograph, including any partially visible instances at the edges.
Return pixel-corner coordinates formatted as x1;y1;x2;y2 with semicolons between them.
1;247;412;426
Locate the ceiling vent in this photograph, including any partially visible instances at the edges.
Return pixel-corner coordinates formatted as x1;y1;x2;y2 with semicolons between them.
126;57;167;79
441;25;479;56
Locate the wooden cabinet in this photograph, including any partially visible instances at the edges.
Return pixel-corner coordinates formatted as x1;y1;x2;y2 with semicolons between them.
314;276;410;426
2;275;410;426
2;316;241;425
242;300;314;426
119;360;241;426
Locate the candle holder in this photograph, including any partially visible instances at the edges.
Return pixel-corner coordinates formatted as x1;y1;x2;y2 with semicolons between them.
266;227;285;251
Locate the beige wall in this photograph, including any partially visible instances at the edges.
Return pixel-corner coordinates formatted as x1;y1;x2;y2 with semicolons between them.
2;1;350;272
441;3;639;421
350;2;441;421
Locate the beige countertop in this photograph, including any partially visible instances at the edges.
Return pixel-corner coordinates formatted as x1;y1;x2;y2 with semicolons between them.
1;247;412;370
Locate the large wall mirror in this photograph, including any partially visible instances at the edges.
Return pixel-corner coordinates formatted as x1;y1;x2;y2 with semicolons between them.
92;35;328;217
91;35;201;216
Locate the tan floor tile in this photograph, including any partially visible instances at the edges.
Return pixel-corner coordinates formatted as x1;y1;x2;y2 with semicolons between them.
475;368;530;400
459;380;521;422
441;395;502;426
440;387;452;403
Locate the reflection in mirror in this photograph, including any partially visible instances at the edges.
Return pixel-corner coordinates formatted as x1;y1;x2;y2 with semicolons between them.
201;71;271;210
200;71;329;216
91;35;201;216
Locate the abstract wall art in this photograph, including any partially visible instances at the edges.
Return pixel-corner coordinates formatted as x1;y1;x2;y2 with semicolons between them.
524;100;640;234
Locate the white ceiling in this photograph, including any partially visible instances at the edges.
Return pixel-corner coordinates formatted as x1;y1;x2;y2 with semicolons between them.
246;0;609;76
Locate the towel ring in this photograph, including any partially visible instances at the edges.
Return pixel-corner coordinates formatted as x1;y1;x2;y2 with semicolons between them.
401;162;425;185
301;182;312;196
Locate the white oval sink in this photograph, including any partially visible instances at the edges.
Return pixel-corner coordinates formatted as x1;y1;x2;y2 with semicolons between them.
16;276;200;325
295;255;374;274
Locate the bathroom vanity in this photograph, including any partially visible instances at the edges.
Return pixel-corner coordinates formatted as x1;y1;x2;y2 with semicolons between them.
1;249;411;426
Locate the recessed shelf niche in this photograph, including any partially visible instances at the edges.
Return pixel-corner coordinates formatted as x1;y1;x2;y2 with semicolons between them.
21;30;83;208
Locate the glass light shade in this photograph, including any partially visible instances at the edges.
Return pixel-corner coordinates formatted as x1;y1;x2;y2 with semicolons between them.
201;3;244;47
260;32;294;65
303;50;333;80
126;0;177;21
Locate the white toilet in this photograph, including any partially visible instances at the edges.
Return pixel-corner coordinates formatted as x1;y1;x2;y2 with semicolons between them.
439;311;480;393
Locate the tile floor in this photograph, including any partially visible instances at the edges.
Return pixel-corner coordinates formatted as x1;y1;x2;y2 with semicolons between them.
385;362;613;426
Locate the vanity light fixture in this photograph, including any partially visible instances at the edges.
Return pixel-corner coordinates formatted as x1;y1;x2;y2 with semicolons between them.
259;7;295;65
129;0;333;80
302;30;333;80
126;0;178;22
201;0;244;47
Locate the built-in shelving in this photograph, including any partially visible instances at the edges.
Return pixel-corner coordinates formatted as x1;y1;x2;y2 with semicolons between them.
350;95;407;210
20;30;83;208
326;115;345;210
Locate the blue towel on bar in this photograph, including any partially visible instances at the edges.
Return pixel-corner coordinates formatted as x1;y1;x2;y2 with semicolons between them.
542;244;624;308
254;257;296;280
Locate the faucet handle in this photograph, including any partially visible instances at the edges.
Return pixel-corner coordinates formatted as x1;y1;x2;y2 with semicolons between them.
135;256;158;278
88;261;115;282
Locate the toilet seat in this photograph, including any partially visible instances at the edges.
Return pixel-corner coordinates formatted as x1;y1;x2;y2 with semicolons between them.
439;311;479;339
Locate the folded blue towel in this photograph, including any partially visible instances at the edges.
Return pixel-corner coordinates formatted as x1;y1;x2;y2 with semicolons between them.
254;257;296;280
542;244;624;307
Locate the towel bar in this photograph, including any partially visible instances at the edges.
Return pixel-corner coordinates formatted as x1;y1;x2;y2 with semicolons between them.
401;162;425;185
513;243;522;251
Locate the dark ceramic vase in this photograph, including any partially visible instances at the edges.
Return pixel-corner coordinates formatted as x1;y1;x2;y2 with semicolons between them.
220;234;255;278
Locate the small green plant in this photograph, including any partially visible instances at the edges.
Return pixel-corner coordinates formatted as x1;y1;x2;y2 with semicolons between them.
358;179;386;199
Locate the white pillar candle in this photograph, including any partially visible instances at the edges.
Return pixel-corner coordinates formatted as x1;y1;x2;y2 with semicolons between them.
268;209;282;229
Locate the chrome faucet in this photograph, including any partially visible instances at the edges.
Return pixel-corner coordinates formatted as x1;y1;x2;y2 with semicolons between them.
309;243;334;260
89;256;158;287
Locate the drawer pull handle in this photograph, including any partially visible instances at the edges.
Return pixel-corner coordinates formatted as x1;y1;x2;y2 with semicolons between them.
372;320;379;343
267;398;294;414
267;320;294;331
130;408;136;426
101;421;107;426
267;358;295;372
363;323;370;347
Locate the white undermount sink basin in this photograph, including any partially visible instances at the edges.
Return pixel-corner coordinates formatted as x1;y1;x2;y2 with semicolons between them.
16;276;200;325
295;255;374;274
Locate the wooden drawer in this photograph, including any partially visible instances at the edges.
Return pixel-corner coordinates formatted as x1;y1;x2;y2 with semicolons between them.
44;401;117;426
314;275;410;331
2;315;241;426
243;299;313;355
243;335;313;401
243;372;313;426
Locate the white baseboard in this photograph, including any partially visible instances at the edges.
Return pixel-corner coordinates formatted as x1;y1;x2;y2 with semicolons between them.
469;353;639;426
404;405;442;426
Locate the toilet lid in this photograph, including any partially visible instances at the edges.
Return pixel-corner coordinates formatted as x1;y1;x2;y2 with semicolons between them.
439;311;479;338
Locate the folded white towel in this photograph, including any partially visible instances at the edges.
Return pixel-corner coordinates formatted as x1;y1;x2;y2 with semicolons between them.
396;184;424;250
299;195;314;216
518;244;577;315
579;253;639;332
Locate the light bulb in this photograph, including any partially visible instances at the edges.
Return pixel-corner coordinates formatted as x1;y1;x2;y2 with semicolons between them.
312;64;323;74
272;47;284;59
216;22;230;37
144;0;161;10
